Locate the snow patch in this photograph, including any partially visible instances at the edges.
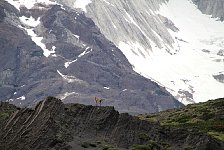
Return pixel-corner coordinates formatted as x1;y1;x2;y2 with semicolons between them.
64;47;92;68
99;0;115;7
74;0;92;12
17;96;26;101
119;41;151;60
78;47;92;57
19;16;55;57
64;59;77;68
104;87;110;90
59;92;77;100
57;70;76;83
25;27;55;57
72;34;80;39
112;22;117;29
5;0;58;10
20;16;40;27
6;99;14;102
52;54;57;57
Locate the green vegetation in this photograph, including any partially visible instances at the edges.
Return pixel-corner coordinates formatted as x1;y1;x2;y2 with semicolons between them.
132;144;151;150
81;142;91;148
138;133;150;141
99;141;118;150
132;140;171;150
0;112;10;120
80;141;118;150
138;98;224;141
208;131;224;141
81;141;98;148
0;103;17;121
182;146;194;150
65;103;85;113
100;144;118;150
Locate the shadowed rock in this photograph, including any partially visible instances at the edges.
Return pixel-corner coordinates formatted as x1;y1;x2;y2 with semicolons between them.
0;97;223;150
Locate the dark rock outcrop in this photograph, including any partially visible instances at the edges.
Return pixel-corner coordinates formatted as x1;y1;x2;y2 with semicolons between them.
192;0;224;21
0;97;223;150
214;74;224;83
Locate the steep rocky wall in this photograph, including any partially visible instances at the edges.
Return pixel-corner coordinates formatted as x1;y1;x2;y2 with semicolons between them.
58;0;224;105
192;0;224;21
86;0;174;51
1;0;182;114
59;0;175;53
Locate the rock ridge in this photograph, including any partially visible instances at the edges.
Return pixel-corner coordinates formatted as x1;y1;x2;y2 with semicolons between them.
0;97;223;150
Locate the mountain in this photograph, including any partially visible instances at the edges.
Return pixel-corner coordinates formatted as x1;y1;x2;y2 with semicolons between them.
1;0;224;112
0;0;182;114
0;96;223;150
56;0;224;104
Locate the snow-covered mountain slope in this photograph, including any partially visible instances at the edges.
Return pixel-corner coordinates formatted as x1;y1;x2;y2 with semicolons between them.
60;0;224;104
0;0;182;114
156;0;224;104
6;0;58;10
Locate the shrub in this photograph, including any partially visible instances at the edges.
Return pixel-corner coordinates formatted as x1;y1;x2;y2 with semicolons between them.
138;133;150;141
175;115;191;123
132;144;151;150
81;142;90;148
0;112;10;120
199;112;215;121
100;144;118;150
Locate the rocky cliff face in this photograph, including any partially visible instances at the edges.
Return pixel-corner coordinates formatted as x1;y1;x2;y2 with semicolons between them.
85;0;174;53
193;0;224;21
0;0;182;114
0;97;223;150
59;0;224;104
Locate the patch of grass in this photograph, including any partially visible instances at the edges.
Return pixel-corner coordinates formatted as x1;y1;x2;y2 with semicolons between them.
98;142;118;150
183;145;194;150
81;141;99;148
65;103;85;113
0;102;18;121
0;112;10;120
89;143;97;147
137;98;224;141
138;133;150;141
100;144;118;150
132;140;171;150
81;142;90;148
175;114;191;123
208;132;224;141
81;141;118;150
132;144;151;150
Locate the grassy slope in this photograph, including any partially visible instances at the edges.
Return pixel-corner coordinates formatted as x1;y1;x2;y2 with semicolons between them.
138;98;224;141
